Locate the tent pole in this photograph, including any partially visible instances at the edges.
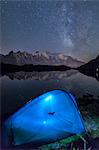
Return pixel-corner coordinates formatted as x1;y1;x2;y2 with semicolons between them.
84;140;87;150
78;135;87;150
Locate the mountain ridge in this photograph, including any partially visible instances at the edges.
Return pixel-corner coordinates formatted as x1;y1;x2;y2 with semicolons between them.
0;50;84;68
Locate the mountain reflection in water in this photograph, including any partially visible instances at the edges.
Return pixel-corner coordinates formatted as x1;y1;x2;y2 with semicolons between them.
4;69;79;80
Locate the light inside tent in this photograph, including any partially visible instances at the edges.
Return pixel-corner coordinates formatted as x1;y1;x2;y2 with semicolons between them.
43;121;47;125
44;94;53;102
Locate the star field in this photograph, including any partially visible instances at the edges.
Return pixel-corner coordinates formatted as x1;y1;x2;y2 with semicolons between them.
1;0;99;61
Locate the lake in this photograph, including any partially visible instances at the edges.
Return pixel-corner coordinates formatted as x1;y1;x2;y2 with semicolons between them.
1;69;99;149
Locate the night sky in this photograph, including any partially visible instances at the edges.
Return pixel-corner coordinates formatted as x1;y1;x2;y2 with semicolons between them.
1;0;99;61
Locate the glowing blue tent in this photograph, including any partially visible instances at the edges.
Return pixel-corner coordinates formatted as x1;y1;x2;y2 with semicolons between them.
4;90;85;146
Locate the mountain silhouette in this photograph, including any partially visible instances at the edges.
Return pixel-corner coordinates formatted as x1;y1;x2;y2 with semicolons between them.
78;56;99;80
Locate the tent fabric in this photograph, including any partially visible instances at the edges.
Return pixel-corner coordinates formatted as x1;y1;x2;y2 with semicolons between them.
4;90;85;146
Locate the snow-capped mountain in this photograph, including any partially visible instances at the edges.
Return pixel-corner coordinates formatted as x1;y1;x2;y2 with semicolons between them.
0;51;84;68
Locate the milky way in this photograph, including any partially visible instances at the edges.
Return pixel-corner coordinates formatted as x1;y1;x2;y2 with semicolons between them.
1;0;99;61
